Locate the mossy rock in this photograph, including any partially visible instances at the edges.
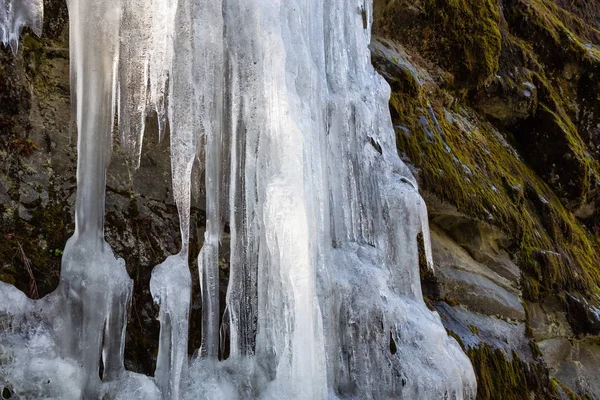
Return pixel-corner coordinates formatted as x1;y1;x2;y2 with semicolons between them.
375;0;501;89
377;45;600;300
468;345;559;400
513;104;593;207
503;0;600;69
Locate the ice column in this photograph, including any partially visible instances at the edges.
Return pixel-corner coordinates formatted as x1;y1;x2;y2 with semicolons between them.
224;2;260;358
192;0;224;359
57;0;133;397
221;2;328;397
149;0;193;398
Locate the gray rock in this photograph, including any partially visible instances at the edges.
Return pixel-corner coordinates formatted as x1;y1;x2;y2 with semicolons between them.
430;225;525;321
435;302;534;362
17;204;32;221
526;298;573;341
548;338;600;398
18;182;40;205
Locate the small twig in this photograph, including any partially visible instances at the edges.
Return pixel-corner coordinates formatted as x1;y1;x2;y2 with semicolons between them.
17;242;39;299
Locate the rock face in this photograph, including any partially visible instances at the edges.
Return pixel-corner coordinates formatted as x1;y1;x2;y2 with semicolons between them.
373;0;600;398
0;0;599;398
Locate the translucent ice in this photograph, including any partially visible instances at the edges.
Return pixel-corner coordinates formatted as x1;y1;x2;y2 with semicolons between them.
1;0;153;397
150;255;191;400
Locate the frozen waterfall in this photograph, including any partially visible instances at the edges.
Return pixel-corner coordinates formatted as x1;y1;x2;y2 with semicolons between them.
0;0;476;399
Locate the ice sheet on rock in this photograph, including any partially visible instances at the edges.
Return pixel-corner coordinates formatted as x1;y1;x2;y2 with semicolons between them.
0;0;43;53
314;1;475;397
0;338;84;399
182;357;268;400
106;371;162;400
0;285;83;399
0;281;33;315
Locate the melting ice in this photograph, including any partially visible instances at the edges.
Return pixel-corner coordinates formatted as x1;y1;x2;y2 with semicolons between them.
0;0;476;399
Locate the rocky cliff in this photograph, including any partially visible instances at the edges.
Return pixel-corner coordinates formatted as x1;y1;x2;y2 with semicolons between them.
1;0;599;398
373;0;600;398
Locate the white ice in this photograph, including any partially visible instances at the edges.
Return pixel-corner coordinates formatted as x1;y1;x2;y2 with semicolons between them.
0;0;476;399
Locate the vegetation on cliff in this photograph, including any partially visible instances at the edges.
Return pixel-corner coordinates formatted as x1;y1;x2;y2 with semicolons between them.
375;0;600;397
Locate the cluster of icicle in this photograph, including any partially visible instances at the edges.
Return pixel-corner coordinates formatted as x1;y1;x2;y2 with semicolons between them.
0;0;477;399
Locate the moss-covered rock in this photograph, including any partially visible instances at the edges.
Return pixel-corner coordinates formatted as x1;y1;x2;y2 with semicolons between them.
371;0;600;394
468;345;557;400
375;0;502;89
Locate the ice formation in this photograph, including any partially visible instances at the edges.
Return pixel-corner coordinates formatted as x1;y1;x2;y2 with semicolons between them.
0;0;42;53
0;0;477;399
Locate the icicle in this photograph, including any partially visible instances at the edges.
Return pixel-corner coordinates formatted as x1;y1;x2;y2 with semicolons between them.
57;1;136;397
116;0;152;167
0;0;43;53
192;0;224;359
148;0;177;140
149;0;194;397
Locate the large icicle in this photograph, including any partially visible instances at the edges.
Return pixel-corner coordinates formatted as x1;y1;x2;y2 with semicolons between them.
148;0;177;139
57;0;134;396
192;0;224;359
149;0;193;398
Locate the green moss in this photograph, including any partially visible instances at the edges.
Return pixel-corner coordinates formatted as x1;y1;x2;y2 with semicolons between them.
446;329;465;349
504;0;600;69
427;0;501;86
389;87;600;300
551;377;593;400
529;340;543;358
469;345;558;400
468;324;480;335
377;0;502;89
